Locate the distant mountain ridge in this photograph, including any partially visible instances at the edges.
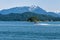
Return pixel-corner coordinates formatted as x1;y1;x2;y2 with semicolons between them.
0;6;47;14
0;6;59;17
0;12;60;21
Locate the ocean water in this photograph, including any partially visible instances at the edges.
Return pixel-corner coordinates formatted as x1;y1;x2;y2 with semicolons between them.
0;21;60;40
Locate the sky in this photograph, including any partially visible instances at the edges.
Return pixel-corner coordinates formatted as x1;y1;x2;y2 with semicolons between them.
0;0;60;12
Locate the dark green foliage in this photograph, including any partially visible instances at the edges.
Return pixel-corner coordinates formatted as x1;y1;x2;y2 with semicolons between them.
27;16;40;22
0;12;60;21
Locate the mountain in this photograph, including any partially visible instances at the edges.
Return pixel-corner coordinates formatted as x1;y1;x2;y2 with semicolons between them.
0;6;47;14
0;7;30;14
0;6;60;17
0;12;60;21
47;12;60;17
29;6;47;14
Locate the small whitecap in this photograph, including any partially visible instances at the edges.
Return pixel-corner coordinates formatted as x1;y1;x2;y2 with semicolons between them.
35;23;50;26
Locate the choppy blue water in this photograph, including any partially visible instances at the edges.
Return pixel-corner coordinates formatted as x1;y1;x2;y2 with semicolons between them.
0;21;60;40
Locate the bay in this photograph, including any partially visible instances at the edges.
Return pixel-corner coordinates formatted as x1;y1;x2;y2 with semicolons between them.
0;21;60;40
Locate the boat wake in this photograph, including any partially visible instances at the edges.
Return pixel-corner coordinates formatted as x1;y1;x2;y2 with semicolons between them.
35;23;49;26
34;23;60;26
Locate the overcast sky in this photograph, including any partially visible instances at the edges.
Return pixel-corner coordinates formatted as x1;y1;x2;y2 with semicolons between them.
0;0;60;12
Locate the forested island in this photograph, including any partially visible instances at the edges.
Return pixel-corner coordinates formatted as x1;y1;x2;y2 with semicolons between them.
0;12;60;21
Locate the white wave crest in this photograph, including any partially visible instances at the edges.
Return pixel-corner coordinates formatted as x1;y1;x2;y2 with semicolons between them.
35;23;49;26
